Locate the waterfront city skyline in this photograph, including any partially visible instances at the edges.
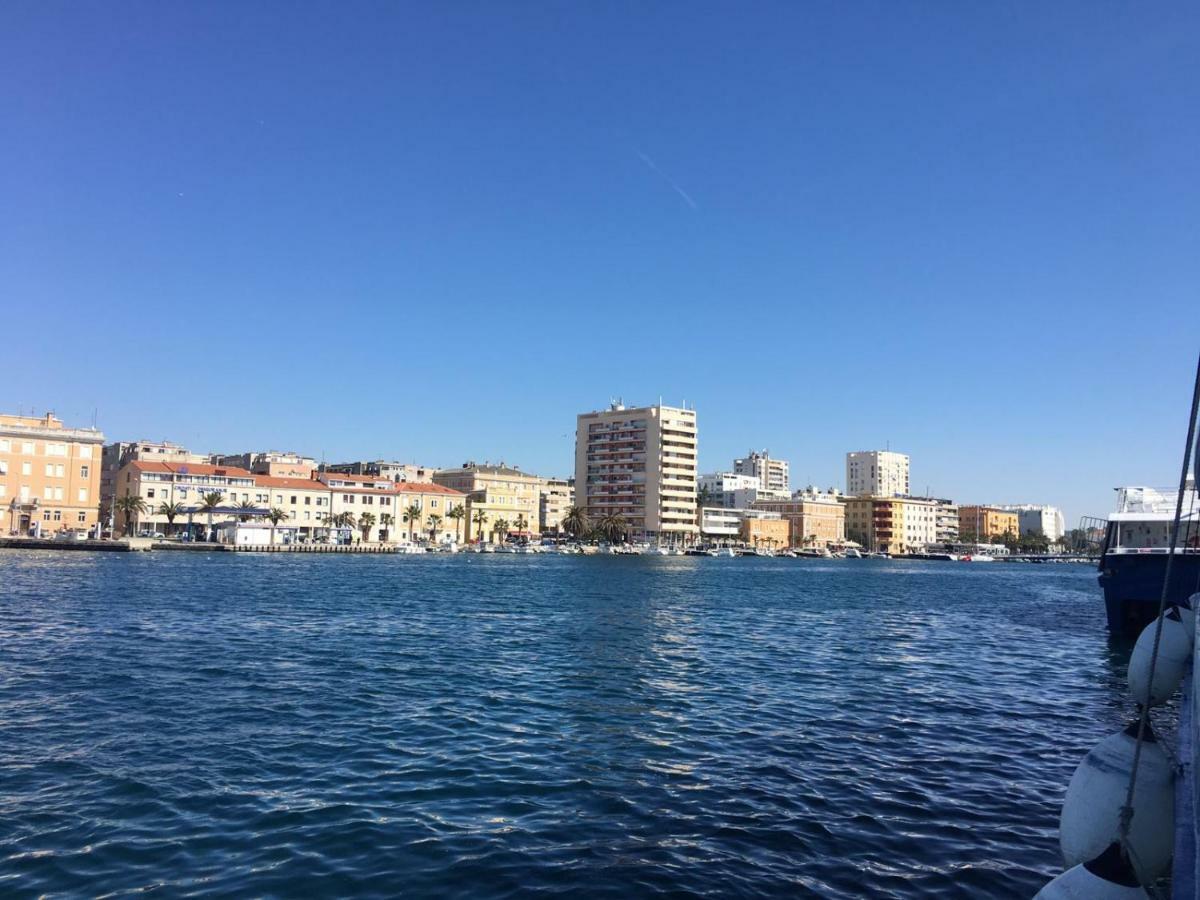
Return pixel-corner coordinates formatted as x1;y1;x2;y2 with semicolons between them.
4;3;1199;526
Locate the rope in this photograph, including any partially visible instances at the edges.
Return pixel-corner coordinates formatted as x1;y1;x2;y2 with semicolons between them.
1119;351;1200;878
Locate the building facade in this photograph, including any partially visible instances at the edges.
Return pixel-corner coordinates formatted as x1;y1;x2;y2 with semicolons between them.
958;505;1021;542
999;504;1066;542
2;412;104;536
752;487;846;548
846;450;910;498
698;471;761;508
100;440;207;513
742;517;790;551
113;460;261;537
843;495;937;555
324;460;437;484
213;451;316;479
539;477;574;534
575;401;698;543
433;462;542;543
732;449;790;494
700;506;782;541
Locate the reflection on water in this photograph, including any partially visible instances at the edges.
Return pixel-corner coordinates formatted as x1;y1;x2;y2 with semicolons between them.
0;551;1119;897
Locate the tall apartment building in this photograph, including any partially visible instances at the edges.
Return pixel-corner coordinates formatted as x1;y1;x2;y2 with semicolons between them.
843;495;937;555
575;401;698;543
733;449;790;494
998;504;1066;542
2;412;105;536
432;462;542;542
958;505;1020;542
539;477;574;534
846;450;910;497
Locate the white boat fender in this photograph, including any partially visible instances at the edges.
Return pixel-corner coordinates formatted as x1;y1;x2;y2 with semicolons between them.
1128;607;1191;707
1060;720;1174;883
1034;842;1148;898
1179;592;1200;640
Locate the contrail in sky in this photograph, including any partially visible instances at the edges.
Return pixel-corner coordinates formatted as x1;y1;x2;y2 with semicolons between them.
637;151;698;210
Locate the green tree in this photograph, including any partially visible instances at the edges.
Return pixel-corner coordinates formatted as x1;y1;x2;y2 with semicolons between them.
493;517;510;543
427;513;442;543
562;505;589;540
156;501;185;536
199;491;224;541
403;503;423;543
471;508;488;544
447;504;465;543
115;493;147;537
514;513;528;538
266;507;289;545
598;512;627;543
358;511;376;542
234;500;260;523
379;512;394;541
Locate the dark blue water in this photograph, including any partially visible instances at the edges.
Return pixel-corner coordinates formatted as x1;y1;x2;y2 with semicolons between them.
0;552;1126;897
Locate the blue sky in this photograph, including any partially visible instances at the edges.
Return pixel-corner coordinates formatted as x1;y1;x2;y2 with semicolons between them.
3;2;1198;523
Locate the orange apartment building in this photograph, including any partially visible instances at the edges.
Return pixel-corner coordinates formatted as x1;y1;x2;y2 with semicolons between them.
1;412;105;536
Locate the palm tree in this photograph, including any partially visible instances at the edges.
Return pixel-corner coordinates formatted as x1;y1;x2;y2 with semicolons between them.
403;503;422;543
199;491;224;542
115;493;147;537
267;507;289;545
471;508;488;544
426;513;442;544
379;512;394;542
358;511;376;543
156;501;185;537
493;517;510;544
562;505;589;540
598;512;627;544
514;513;528;540
234;500;259;523
448;504;465;543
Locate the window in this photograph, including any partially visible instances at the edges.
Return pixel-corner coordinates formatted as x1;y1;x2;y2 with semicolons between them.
21;461;31;476
80;445;92;459
45;463;54;476
0;485;5;496
431;499;439;508
304;511;310;520
20;486;30;501
44;487;53;500
46;443;67;457
147;488;156;498
53;510;62;521
291;495;297;504
54;487;63;501
81;465;89;478
304;496;311;505
43;511;51;521
78;512;87;523
21;441;34;454
0;439;8;451
0;461;6;475
78;489;88;502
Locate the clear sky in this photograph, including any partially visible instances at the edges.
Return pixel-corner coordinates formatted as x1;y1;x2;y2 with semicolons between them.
3;2;1198;524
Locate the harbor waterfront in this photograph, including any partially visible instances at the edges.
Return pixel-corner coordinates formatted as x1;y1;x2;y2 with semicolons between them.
1;551;1128;897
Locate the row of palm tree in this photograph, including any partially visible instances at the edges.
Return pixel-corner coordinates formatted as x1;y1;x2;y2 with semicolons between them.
558;505;627;543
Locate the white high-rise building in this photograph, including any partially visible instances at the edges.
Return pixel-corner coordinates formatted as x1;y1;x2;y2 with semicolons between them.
575;401;698;542
845;450;910;498
999;504;1066;542
698;472;761;508
733;449;789;494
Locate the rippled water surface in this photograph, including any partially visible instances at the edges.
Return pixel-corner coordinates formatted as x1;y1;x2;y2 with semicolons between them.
0;551;1125;897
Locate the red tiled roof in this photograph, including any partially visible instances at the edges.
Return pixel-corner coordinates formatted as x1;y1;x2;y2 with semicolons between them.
394;482;465;497
127;460;253;477
255;475;328;491
318;472;388;484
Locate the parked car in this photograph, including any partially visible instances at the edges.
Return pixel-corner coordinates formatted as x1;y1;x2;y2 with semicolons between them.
53;529;90;542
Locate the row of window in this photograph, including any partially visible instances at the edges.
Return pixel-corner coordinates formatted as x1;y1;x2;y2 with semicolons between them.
0;484;86;502
41;510;89;523
0;439;91;457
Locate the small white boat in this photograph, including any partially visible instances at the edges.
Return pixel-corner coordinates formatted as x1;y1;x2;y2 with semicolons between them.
843;548;862;559
714;547;736;558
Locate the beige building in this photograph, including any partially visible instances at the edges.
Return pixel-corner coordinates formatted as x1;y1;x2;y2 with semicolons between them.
958;505;1020;542
575;401;698;543
752;488;846;548
2;412;104;536
741;516;790;551
433;462;542;543
113;460;259;537
539;477;574;534
214;451;316;479
324;460;437;484
100;440;206;513
846;450;910;498
843;495;938;555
